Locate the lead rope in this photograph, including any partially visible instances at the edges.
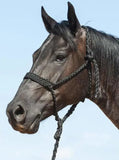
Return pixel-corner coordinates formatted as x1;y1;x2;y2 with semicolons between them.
51;87;77;160
52;104;77;160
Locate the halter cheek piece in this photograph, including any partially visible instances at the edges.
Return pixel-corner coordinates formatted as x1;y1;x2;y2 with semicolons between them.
24;50;100;160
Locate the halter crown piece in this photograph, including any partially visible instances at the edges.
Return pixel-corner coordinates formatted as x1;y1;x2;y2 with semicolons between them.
24;27;100;160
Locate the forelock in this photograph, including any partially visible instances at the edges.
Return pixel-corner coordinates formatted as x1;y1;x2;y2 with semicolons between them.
52;21;76;50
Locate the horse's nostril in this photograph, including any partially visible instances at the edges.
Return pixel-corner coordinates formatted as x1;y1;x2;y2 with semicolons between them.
14;105;24;115
13;105;26;123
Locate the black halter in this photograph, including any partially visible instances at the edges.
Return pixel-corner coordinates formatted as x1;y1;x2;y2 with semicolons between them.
24;28;100;160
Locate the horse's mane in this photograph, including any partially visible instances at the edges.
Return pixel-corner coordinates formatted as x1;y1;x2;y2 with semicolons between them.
86;26;119;79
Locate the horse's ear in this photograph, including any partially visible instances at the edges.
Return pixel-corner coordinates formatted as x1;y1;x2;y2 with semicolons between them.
41;6;57;33
67;2;81;35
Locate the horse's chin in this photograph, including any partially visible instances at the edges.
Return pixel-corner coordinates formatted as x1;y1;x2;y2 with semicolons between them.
27;116;41;134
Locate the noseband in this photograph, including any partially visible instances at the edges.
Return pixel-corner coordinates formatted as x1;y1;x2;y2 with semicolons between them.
24;27;100;160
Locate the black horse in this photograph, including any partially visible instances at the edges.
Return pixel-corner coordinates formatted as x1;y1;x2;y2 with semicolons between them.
7;2;119;134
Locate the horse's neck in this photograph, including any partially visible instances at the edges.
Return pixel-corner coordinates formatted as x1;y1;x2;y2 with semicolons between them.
87;27;119;129
92;82;119;129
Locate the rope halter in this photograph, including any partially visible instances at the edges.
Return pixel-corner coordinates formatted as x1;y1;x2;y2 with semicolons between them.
24;51;100;160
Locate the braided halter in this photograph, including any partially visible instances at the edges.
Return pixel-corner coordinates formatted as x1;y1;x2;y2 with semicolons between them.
24;27;100;160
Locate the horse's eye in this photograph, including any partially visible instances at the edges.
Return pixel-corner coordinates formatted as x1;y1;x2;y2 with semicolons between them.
56;55;66;62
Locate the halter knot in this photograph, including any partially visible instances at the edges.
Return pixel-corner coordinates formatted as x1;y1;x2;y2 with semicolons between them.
54;119;63;140
85;55;94;62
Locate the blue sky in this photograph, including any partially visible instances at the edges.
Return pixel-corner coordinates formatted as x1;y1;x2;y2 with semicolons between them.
0;0;119;160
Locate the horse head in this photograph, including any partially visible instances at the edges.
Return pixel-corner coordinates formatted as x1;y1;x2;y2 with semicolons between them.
6;2;89;134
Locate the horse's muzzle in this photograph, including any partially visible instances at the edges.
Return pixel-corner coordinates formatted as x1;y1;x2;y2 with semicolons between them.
6;102;41;134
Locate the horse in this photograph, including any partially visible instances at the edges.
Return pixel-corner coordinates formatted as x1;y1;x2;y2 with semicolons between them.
6;2;119;135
